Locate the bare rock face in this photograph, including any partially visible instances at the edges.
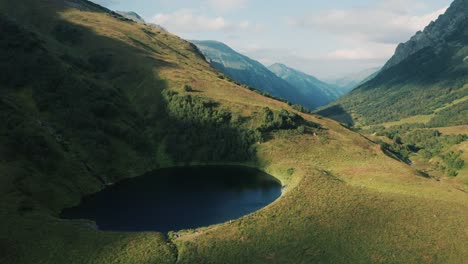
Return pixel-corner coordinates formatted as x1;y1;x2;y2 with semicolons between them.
148;23;168;32
383;0;468;70
115;11;168;32
116;11;146;23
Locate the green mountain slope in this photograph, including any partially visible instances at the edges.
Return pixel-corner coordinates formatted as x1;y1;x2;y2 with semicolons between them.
192;40;331;109
0;1;467;264
268;63;343;107
319;0;468;127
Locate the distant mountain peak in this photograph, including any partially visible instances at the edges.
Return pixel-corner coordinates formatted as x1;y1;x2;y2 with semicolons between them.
269;63;288;68
319;0;468;126
192;41;345;109
268;63;346;105
115;11;167;32
269;63;294;74
116;11;145;23
191;40;237;54
383;0;468;70
126;11;142;20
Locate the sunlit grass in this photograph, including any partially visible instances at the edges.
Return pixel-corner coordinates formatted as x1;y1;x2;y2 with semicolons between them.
0;2;466;264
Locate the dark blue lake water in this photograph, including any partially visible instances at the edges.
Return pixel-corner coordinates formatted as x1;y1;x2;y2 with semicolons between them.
61;166;281;233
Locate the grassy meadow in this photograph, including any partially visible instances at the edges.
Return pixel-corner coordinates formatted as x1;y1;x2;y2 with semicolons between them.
0;1;467;264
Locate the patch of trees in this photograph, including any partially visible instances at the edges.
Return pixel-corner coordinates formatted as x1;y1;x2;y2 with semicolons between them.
376;140;412;164
370;125;467;176
291;104;312;114
441;151;465;177
161;93;321;162
183;85;193;92
427;100;468;127
162;90;262;162
259;107;304;132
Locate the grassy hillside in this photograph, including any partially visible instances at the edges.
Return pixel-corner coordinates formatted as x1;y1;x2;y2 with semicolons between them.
0;1;467;264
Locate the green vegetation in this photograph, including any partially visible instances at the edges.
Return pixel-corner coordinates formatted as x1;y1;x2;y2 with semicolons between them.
183;84;193;92
428;99;468;127
368;125;467;176
319;4;468;127
163;90;262;161
0;1;467;264
441;151;465;176
291;104;313;114
259;108;303;132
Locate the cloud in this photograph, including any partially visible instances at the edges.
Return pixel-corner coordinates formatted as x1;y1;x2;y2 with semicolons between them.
287;1;447;44
151;9;228;33
150;9;252;34
325;46;396;60
239;20;250;29
206;0;247;13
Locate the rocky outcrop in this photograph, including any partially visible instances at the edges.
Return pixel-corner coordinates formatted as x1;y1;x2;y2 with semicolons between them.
116;11;167;32
383;0;468;70
116;11;146;23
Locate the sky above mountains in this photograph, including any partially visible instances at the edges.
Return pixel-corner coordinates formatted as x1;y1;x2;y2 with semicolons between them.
94;0;451;78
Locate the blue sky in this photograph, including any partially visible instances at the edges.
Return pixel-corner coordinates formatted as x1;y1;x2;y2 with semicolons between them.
94;0;451;79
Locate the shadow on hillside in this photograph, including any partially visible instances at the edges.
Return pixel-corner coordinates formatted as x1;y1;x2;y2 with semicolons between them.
316;105;354;126
0;0;260;215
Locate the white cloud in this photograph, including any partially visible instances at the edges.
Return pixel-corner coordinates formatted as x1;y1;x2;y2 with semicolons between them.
284;0;447;62
378;0;427;14
239;20;250;29
287;1;447;44
151;9;228;33
326;46;396;60
206;0;247;13
150;9;252;34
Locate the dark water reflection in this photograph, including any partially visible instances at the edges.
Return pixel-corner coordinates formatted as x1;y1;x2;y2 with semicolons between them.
61;166;281;232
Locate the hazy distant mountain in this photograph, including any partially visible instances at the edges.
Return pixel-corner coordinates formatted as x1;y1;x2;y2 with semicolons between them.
192;40;327;109
268;63;344;107
116;11;145;23
326;67;381;93
319;0;468;127
116;11;167;31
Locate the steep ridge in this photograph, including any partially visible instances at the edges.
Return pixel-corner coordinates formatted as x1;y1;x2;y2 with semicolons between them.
319;0;468;127
116;11;145;23
268;63;343;108
0;0;467;263
192;40;323;109
116;10;167;31
384;0;468;70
